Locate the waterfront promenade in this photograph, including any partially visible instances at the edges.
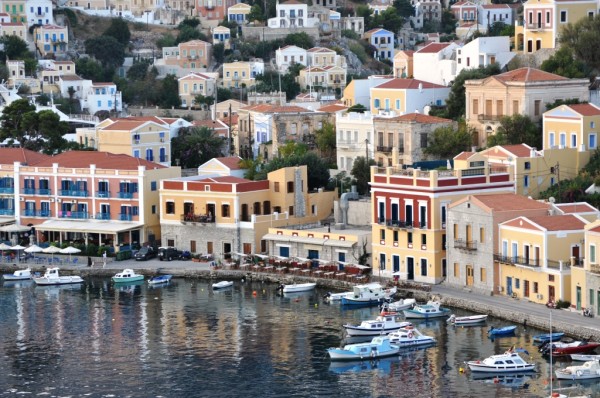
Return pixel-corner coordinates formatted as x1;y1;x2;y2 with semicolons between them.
2;256;600;341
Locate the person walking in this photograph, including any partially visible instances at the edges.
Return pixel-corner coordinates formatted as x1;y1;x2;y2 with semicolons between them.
102;251;107;268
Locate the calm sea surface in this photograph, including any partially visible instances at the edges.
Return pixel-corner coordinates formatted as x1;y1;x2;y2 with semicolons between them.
0;277;599;398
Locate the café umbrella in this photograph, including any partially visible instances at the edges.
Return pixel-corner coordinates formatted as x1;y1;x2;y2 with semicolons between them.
59;246;81;262
0;242;12;261
42;245;62;262
24;244;43;261
11;244;26;263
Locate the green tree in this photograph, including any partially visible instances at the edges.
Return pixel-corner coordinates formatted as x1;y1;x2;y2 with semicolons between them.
560;14;600;72
159;74;180;108
247;4;265;22
193;94;214;108
213;43;225;64
0;99;36;147
176;25;207;44
172;127;226;168
424;123;473;159
487;114;541;148
314;121;336;165
373;7;404;33
356;5;374;31
178;18;200;29
156;33;176;49
0;36;30;61
284;32;314;49
76;58;105;81
85;36;125;68
217;87;233;101
541;47;588;78
393;0;414;18
278;141;308;157
126;59;152;81
103;17;131;46
350;156;376;195
255;152;330;190
347;103;367;113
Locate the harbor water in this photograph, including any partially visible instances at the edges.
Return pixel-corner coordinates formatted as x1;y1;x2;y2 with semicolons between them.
0;277;599;397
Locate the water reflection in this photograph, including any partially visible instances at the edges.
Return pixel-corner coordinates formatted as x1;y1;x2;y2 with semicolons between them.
329;356;400;374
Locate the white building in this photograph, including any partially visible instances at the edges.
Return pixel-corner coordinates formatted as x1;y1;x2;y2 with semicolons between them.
413;42;458;86
275;45;308;72
336;112;374;172
342;75;393;109
82;82;122;115
478;4;515;28
268;0;319;28
455;36;515;76
26;0;53;26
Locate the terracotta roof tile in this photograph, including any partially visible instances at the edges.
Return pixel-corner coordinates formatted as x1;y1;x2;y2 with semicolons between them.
318;104;348;112
381;113;452;123
469;194;549;212
374;78;445;90
525;214;586;231
567;103;600;116
453;151;474;160
33;151;167;170
215;156;243;170
494;67;567;83
0;148;51;165
554;202;598;214
499;144;534;157
192;119;228;129
100;120;151;131
416;43;451;54
220;114;239;126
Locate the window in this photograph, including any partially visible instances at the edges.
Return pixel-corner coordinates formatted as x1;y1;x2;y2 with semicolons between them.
420;133;428;148
380;229;385;240
534;100;541;116
591;244;596;263
560;10;567;22
222;204;230;217
592;121;596;129
274;182;280;192
166;201;175;214
374;99;380;109
560;133;566;148
393;230;398;243
408;232;413;244
480;268;486;282
288;206;294;216
515;278;520;289
534;282;539;294
570;133;577;148
287;181;294;193
152;205;156;214
549;132;555;147
472;99;479;115
524;161;530;170
151;181;157;191
479;227;484;243
395;99;400;110
590;134;597;150
524;175;529;188
453;263;459;277
421;234;426;246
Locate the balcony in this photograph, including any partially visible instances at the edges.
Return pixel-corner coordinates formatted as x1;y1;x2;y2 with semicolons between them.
119;213;133;221
454;239;477;251
376;146;393;153
96;191;111;198
118;191;135;199
23;209;52;217
95;212;111;220
526;23;549;31
181;214;215;223
36;189;51;195
0;208;15;215
22;188;36;195
60;189;89;197
494;254;540;268
385;219;413;229
0;187;15;194
477;114;503;122
59;211;89;219
159;156;169;163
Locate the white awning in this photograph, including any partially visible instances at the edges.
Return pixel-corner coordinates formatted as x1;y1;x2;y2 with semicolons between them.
324;239;356;248
35;220;143;234
0;223;30;232
0;217;16;227
293;256;311;263
262;233;326;245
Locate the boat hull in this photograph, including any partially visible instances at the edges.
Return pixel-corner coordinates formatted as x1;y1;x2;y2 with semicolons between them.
34;276;84;285
450;315;488;325
112;276;144;284
282;283;316;293
571;354;600;361
344;325;406;337
327;347;400;361
148;275;172;285
403;308;450;319
2;274;31;281
466;362;536;373
212;281;234;289
533;332;564;343
555;370;600;380
488;326;517;336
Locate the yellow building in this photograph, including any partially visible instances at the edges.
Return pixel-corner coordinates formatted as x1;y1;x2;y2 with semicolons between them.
465;67;589;148
0;21;25;38
297;65;346;94
543;103;600;153
178;72;217;108
222;61;263;89
577;220;600;315
159;165;337;258
393;50;414;78
514;0;596;53
496;213;588;304
2;0;25;23
212;26;231;50
369;78;450;116
34;24;68;57
163;40;213;70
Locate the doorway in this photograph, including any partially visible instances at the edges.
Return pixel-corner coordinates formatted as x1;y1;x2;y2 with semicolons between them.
466;265;474;286
407;257;414;280
223;242;231;259
506;277;513;296
576;286;582;310
548;285;555;302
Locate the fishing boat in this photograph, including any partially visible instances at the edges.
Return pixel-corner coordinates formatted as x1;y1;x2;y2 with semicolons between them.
323;290;353;302
555;360;600;380
112;269;144;284
386;325;436;348
148;274;172;285
540;341;600;358
533;332;565;344
344;314;412;336
327;335;400;361
212;281;234;289
488;325;517;337
380;298;416;312
403;300;451;319
571;354;600;361
280;282;316;293
33;267;84;286
447;314;488;325
2;268;32;280
340;283;396;306
466;349;535;373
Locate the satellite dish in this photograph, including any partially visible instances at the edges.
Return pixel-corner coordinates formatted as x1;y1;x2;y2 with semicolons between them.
549;197;556;203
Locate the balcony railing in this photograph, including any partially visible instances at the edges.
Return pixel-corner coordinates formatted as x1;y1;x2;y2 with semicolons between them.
477;114;503;122
0;208;15;215
385;219;413;229
60;189;89;197
0;187;15;194
181;214;215;223
454;239;477;250
494;254;541;267
118;191;135;199
95;212;111;220
23;209;51;217
119;213;133;221
96;191;111;198
59;211;89;219
22;188;36;195
376;146;393;153
37;188;51;195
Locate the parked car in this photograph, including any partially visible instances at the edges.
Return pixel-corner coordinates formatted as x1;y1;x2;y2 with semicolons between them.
158;247;182;261
134;246;157;261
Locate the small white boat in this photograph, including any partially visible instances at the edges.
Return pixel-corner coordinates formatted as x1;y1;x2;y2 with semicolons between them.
327;335;400;361
2;268;32;280
324;290;353;302
148;274;172;285
344;314;412;336
341;283;396;306
571;354;600;362
112;269;144;284
34;267;84;286
381;298;416;312
447;314;488;325
387;325;436;348
403;300;451;319
466;350;536;373
281;282;316;293
212;281;234;289
555;360;600;380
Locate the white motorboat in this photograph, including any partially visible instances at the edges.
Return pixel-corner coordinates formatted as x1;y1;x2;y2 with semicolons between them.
112;269;144;284
148;274;173;285
386;325;436;348
324;290;353;302
555;360;600;380
281;282;316;293
403;300;451;319
381;298;416;312
327;336;400;361
466;350;536;373
571;354;600;361
33;267;84;286
447;314;488;325
344;314;412;336
2;268;32;280
341;283;397;306
212;281;234;289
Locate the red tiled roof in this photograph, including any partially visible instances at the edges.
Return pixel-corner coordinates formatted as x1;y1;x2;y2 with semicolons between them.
383;113;452;123
198;175;250;184
241;104;313;113
0;148;50;165
525;214;586;231
215;156;243;170
499;144;534;158
470;194;549;212
100;120;151;131
494;68;567;83
60;75;84;81
122;116;170;125
374;78;445;90
567;103;600;116
192;119;228;129
220;114;239;126
554;202;598;214
33;151;166;170
453;151;474;160
416;43;451;54
318;104;348;112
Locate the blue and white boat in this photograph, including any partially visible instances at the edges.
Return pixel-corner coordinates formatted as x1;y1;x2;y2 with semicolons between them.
344;315;412;336
386;325;436;348
533;332;564;344
2;268;32;281
340;283;396;306
403;300;451;319
112;269;144;284
327;336;400;361
488;325;517;337
148;274;172;285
